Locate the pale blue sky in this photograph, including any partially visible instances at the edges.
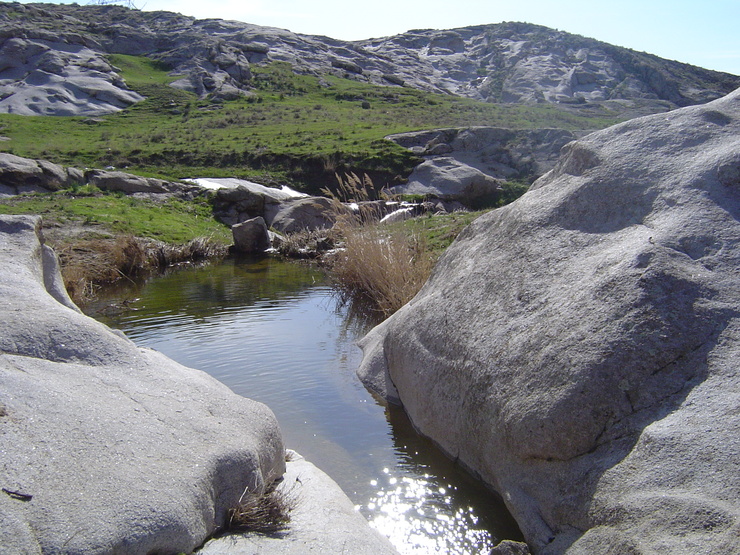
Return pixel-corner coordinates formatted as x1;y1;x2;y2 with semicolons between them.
17;0;740;75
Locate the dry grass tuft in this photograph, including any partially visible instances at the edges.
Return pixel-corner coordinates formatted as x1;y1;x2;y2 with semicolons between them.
328;222;434;318
227;485;297;534
57;235;228;305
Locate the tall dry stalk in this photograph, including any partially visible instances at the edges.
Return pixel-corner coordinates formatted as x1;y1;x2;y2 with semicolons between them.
319;171;434;317
329;222;434;318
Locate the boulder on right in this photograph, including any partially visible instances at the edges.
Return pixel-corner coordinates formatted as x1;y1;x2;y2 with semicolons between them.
358;88;740;553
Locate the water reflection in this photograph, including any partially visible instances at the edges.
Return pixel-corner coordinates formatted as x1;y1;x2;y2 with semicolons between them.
87;256;522;552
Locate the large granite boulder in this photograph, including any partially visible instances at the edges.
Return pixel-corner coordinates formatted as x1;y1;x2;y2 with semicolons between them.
0;37;143;116
387;127;576;182
358;89;740;553
232;216;270;253
0;215;285;553
270;196;351;234
86;169;178;194
201;178;309;227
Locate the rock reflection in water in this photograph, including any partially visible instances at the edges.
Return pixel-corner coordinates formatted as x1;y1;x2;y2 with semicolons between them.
86;256;522;553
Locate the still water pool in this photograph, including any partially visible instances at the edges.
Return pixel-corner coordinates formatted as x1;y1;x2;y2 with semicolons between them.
87;256;522;553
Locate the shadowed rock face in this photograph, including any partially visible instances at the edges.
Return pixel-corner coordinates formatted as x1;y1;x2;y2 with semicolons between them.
0;4;737;117
358;88;740;553
0;215;286;554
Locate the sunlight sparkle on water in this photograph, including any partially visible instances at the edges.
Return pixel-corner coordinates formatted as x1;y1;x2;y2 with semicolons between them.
364;470;495;554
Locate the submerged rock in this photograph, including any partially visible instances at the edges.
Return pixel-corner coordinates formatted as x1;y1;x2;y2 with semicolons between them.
358;89;740;553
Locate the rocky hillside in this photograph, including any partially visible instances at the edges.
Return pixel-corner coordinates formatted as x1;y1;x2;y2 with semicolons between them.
0;2;737;117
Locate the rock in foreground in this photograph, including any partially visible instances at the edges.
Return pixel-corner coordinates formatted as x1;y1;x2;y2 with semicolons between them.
358;89;740;552
198;451;398;555
0;215;285;553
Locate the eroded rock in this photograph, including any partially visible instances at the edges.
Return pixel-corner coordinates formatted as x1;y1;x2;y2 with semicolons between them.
0;215;285;553
270;196;350;234
358;89;740;553
232;216;270;253
0;152;70;195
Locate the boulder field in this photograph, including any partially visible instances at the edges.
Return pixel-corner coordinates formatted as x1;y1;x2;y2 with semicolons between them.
358;89;740;553
0;215;396;553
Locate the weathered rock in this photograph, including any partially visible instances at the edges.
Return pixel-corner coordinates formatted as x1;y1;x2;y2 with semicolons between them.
387;127;577;185
232;216;270;253
358;89;740;553
388;157;503;207
197;451;399;554
85;169;176;194
491;540;532;555
0;4;737;117
0;152;69;195
270;196;349;234
0;215;285;553
0;36;142;116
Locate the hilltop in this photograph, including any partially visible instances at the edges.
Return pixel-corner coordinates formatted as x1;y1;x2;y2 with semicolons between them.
1;2;737;118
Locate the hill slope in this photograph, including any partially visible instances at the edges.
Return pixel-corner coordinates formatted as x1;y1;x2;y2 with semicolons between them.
0;2;737;118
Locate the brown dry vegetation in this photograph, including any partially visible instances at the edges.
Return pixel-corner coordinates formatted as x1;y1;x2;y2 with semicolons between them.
328;222;434;318
315;173;437;318
58;235;228;304
227;484;297;534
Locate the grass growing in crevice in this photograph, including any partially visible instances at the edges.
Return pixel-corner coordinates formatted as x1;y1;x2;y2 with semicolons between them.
227;484;297;534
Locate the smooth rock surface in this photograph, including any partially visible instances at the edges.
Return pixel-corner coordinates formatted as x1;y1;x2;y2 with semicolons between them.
388;156;503;206
0;36;142;116
270;196;349;234
0;215;285;554
358;89;740;553
86;168;176;194
198;451;399;554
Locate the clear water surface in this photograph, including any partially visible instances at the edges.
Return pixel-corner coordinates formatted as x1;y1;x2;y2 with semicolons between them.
87;256;522;553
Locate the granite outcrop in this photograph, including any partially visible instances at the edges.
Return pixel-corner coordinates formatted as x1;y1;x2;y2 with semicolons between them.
0;214;285;553
0;3;737;117
0;214;400;553
358;89;740;553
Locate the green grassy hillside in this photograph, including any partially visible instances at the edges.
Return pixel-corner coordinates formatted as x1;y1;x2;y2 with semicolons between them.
0;56;621;194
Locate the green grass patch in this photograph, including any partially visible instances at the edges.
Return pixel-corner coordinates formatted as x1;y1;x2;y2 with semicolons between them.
0;191;231;244
392;210;488;257
0;58;623;192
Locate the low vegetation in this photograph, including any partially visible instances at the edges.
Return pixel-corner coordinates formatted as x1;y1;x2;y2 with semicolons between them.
313;174;487;317
227;484;297;534
0;188;231;303
0;57;620;194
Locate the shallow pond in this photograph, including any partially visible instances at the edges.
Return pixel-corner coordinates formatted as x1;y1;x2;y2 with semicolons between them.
87;256;522;553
